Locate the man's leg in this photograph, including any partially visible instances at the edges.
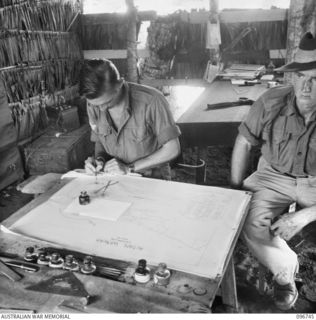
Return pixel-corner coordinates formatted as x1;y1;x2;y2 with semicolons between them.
242;165;299;310
242;187;298;283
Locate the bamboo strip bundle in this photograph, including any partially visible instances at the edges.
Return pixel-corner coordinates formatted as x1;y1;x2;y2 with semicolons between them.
9;94;41;107
1;65;42;102
43;0;80;31
10;100;44;141
0;0;82;144
8;84;79;108
0;0;79;31
44;84;78;107
1;59;82;103
0;32;82;67
0;1;28;8
9;84;79;141
0;2;33;30
43;59;82;93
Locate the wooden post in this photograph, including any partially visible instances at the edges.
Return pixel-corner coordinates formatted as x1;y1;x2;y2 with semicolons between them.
78;0;84;13
126;0;138;82
220;256;239;312
209;0;219;21
285;0;316;84
208;0;220;65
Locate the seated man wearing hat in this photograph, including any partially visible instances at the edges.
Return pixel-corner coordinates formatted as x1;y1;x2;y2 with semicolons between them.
231;32;316;310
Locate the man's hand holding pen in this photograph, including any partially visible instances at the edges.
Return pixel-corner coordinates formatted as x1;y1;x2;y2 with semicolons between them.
84;156;138;176
84;156;105;175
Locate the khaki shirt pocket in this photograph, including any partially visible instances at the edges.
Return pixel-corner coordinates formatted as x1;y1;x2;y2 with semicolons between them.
97;129;117;156
272;131;292;168
130;126;152;142
262;128;290;167
123;126;157;162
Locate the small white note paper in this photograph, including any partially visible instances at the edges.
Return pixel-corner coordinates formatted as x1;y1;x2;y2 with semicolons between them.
64;198;131;221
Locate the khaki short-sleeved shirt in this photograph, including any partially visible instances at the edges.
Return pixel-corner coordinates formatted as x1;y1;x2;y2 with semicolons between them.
239;85;316;177
87;81;181;179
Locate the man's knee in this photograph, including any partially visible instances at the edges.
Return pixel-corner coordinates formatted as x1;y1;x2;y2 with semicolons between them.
242;187;292;242
243;209;272;242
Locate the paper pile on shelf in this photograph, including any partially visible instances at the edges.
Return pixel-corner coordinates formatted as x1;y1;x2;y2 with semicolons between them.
219;64;266;80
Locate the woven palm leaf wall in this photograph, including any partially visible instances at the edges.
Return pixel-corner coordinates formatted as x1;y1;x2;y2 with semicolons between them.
0;0;83;142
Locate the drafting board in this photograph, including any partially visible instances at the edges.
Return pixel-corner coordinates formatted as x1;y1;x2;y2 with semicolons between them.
6;175;251;278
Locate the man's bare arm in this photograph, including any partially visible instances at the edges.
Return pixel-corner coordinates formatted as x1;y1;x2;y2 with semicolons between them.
271;205;316;240
231;133;252;189
104;138;180;174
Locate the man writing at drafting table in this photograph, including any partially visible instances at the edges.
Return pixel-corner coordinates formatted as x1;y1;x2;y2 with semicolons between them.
79;59;181;180
231;32;316;310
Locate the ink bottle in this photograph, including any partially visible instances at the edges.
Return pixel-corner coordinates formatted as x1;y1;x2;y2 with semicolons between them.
134;259;151;283
79;191;90;205
154;263;171;286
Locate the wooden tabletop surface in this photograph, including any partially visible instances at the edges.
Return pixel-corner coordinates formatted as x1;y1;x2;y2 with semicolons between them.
177;80;268;124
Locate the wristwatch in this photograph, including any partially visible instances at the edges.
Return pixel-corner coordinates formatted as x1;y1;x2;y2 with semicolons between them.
128;163;135;174
96;156;105;163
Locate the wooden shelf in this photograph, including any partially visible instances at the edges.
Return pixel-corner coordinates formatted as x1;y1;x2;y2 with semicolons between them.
140;78;207;87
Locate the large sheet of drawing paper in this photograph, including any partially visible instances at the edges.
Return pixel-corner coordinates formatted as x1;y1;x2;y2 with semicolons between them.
8;175;251;278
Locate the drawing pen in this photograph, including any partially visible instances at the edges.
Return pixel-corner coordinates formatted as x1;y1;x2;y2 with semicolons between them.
4;260;39;272
99;266;122;272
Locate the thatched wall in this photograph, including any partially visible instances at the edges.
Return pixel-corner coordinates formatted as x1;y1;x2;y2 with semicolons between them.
0;0;82;190
220;20;288;66
0;0;82;143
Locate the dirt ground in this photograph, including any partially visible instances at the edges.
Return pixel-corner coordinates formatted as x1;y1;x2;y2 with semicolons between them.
1;145;316;313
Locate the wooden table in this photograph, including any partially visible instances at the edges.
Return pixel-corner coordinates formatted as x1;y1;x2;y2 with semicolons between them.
0;179;251;313
177;80;268;147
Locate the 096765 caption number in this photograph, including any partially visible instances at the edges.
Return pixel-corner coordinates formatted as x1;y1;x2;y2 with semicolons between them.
296;314;314;319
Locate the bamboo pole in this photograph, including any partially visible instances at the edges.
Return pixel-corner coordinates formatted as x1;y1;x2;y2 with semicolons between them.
66;11;80;31
209;0;219;22
125;0;138;82
209;0;220;64
0;65;42;72
3;29;72;35
0;58;82;72
66;0;83;31
79;0;84;13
